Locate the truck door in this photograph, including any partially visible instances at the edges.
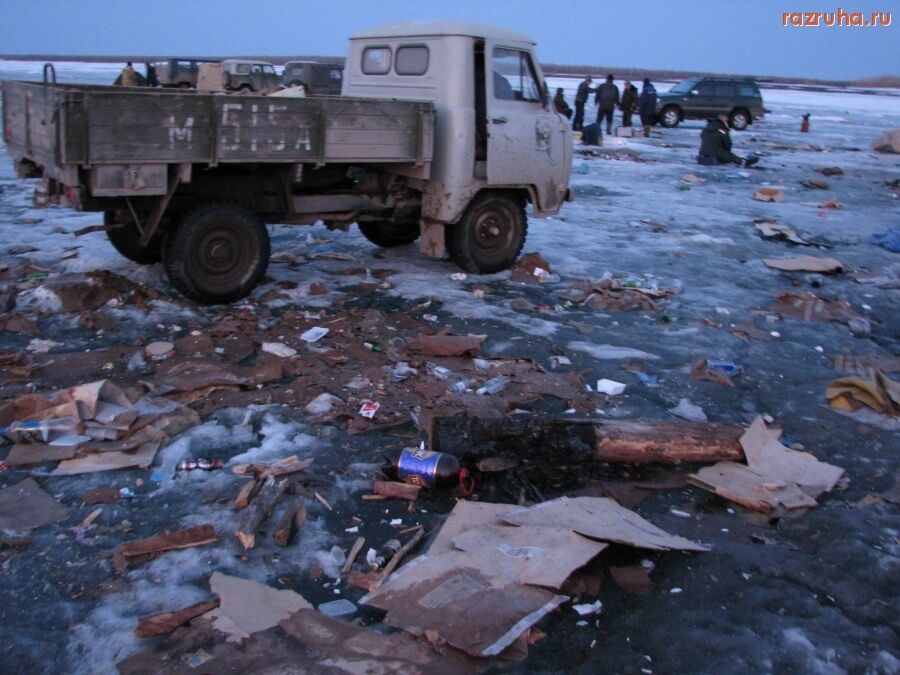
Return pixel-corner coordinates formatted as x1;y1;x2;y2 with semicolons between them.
250;64;264;91
486;45;568;211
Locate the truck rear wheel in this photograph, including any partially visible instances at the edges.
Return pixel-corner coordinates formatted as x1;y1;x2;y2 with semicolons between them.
358;221;420;248
660;106;681;128
162;202;270;305
105;211;163;264
447;192;527;274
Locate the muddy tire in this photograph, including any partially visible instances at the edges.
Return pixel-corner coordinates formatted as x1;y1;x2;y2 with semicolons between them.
105;211;162;265
660;106;681;128
358;220;420;248
729;108;750;131
162;202;269;305
447;192;527;274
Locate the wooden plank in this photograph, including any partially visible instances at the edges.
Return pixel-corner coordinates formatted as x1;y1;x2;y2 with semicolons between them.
236;477;287;550
135;599;219;638
119;524;217;558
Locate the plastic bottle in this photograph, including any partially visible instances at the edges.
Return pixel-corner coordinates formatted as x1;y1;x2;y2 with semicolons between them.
476;375;510;395
382;447;464;488
449;379;470;394
425;362;454;380
0;417;82;443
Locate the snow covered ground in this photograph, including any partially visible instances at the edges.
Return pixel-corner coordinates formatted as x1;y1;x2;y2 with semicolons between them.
0;60;898;674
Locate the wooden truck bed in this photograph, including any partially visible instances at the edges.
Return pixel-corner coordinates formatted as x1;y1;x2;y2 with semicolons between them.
2;81;434;189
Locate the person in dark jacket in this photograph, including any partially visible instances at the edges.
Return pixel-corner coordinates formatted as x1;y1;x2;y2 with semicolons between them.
620;81;637;128
594;74;619;135
553;88;573;119
572;76;593;131
697;114;759;166
638;78;657;137
145;63;159;87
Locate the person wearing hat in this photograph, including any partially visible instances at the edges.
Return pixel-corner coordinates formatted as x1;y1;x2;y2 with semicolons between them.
698;114;759;166
119;61;138;87
638;78;657;137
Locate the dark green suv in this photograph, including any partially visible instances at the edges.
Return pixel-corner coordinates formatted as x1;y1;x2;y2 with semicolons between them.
655;77;765;130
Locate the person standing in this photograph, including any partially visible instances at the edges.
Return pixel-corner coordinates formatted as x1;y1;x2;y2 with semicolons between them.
572;76;593;131
594;74;619;135
638;78;657;138
119;61;138;87
145;62;159;87
620;81;637;128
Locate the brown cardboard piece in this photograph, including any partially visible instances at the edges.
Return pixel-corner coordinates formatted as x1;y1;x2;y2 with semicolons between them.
500;497;708;551
0;478;70;531
763;255;843;273
52;442;160;475
206;572;313;643
427;501;511;555
754;187;784;202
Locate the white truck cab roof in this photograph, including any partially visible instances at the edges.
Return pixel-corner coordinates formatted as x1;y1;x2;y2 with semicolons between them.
350;20;535;46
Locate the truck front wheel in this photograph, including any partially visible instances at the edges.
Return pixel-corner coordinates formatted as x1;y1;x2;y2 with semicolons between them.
162;202;270;305
357;221;420;248
447;192;527;274
105;211;163;265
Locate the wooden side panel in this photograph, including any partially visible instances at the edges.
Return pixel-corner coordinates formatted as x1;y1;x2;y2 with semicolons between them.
85;91;212;162
214;97;321;162
323;98;426;162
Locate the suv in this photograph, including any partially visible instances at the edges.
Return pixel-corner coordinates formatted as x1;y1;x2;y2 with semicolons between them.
152;58;221;88
655;77;764;130
282;61;343;95
221;59;281;92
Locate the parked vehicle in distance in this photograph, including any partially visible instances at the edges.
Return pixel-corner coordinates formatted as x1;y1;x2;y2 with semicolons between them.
221;59;281;92
282;61;343;95
151;58;221;88
655;77;765;130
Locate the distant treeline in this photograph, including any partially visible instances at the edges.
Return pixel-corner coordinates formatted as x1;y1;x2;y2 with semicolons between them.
2;54;897;88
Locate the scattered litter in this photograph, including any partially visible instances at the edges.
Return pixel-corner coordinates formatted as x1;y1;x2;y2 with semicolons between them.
26;338;58;354
690;416;844;514
819;197;841;209
681;173;705;185
801;179;829;190
300;326;329;343
145;341;175;361
772;291;860;324
754;221;808;245
511;252;556;284
814;166;843;176
359;402;380;419
871;227;900;253
763;255;843;274
871;128;900;154
450;272;468;281
261;342;297;358
572;600;603;616
0;478;69;531
595;379;627;396
669;398;708;423
826;370;899;417
305;392;343;415
317;598;357;619
753;187;784;203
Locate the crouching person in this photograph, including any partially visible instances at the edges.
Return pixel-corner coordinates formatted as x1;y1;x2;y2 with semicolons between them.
698;114;759;167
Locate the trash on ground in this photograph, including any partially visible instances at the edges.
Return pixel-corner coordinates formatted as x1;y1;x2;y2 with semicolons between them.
136;599;220;638
595;379;627;396
772;291;860;324
261;342;297;358
763;255;843;273
814;166;843;176
801;179;829;190
114;524;217;573
753;187;784;203
754;220;808;245
826;370;899;417
818;197;841;209
510;252;555;284
871;128;900;154
689;416;845;514
870;227;900;253
300;326;329;343
668;398;708;422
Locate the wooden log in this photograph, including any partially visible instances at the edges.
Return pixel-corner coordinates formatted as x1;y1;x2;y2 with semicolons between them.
135;599;219;638
341;536;366;575
375;526;424;589
428;416;744;465
233;477;262;510
273;499;306;547
373;480;422;502
236;477;287;550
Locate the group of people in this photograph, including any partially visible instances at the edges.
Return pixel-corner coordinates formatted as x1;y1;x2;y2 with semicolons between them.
554;74;757;167
556;74;658;138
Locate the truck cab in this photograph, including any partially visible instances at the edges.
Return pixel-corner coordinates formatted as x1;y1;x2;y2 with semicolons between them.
343;21;572;263
220;59;281;92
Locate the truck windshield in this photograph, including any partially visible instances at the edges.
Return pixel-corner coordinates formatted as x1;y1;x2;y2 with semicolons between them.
492;48;541;102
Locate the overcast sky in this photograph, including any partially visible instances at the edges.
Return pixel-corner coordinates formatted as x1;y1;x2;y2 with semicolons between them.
1;0;897;80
